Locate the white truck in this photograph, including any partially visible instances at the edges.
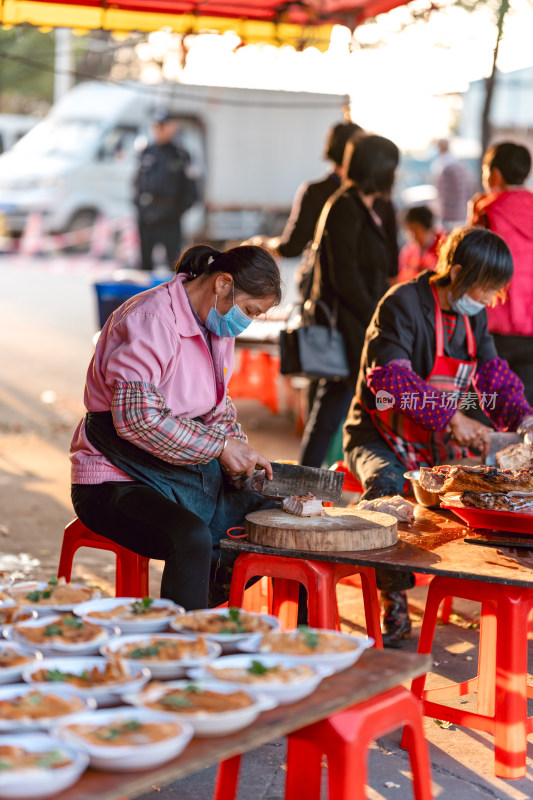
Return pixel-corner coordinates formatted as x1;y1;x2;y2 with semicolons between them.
0;80;347;244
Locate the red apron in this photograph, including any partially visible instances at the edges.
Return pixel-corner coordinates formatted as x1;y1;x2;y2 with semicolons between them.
371;285;478;471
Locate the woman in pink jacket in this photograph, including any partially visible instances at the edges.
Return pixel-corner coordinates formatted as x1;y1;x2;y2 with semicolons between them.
70;244;281;609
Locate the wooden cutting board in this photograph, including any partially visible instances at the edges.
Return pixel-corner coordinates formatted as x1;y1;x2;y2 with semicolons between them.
245;507;398;552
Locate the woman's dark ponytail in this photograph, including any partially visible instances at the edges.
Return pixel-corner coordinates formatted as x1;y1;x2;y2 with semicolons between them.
175;242;282;305
175;244;221;278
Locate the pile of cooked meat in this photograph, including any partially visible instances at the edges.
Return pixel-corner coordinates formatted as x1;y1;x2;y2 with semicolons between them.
419;443;533;512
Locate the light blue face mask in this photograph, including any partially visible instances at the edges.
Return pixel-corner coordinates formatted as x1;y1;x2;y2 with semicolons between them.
205;287;252;338
448;290;486;317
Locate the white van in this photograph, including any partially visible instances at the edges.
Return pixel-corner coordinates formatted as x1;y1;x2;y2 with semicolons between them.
0;113;40;156
0;81;346;243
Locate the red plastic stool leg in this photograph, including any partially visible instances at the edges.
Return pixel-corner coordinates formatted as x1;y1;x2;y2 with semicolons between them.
116;552;150;597
271;578;300;630
285;736;324;800
58;518;150;598
213;755;242;800
440;595;453;624
287;688;432;800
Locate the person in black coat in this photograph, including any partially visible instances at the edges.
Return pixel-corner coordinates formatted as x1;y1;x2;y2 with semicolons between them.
299;132;400;468
272;121;361;263
134;108;197;271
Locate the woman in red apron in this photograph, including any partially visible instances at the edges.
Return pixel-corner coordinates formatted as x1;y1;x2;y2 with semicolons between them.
344;227;533;646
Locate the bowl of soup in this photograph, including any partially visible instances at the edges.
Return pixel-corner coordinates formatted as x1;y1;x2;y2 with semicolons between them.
22;657;150;707
0;732;89;800
101;633;221;680
125;679;276;737
54;707;193;771
74;597;183;634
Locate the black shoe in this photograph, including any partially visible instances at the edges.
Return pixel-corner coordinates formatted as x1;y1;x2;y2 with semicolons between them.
381;590;412;648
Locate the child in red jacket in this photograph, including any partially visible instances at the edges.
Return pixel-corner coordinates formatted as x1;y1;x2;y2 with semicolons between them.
469;142;533;403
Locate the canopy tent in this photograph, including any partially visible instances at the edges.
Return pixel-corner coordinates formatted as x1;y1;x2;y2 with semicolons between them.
0;0;412;50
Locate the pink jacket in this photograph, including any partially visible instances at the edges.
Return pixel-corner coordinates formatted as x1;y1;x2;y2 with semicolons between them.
471;189;533;337
70;274;237;484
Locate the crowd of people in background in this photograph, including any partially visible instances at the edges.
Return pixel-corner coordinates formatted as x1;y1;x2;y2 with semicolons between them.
82;114;533;647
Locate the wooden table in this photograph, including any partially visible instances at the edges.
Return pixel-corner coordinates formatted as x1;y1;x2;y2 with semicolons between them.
222;504;533;779
222;505;533;587
54;649;430;800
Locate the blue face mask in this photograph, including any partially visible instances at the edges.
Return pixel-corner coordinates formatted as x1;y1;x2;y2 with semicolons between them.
205;288;252;338
448;290;486;317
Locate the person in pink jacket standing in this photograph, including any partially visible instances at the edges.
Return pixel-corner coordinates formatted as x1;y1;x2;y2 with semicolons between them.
469;142;533;403
70;244;281;609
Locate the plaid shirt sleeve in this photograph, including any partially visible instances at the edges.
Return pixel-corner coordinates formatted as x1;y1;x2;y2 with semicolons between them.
217;395;248;443
111;381;227;465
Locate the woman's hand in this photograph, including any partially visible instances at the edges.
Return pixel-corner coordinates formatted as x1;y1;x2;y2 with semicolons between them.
218;438;273;480
447;411;493;459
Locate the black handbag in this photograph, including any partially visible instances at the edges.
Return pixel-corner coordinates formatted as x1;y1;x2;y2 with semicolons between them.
279;300;349;379
279;185;349;380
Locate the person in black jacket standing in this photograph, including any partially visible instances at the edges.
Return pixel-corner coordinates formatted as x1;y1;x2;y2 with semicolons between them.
299;132;399;468
134;108;197;271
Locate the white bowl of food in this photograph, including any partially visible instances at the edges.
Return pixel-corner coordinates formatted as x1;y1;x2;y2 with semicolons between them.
22;657;151;708
170;608;280;652
101;633;221;680
0;733;89;800
0;684;95;732
0;644;42;685
189;653;331;705
53;707;193;772
124;679;276;737
6;614;120;657
8;580;100;616
73;597;183;634
0;574;14;591
251;628;372;674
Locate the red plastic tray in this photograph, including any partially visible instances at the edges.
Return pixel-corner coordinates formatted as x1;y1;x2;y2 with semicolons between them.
441;504;533;535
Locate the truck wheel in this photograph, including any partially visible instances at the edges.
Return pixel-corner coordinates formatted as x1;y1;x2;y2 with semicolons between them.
64;209;98;253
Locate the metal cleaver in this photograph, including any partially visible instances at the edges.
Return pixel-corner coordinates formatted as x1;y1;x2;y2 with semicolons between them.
484;431;523;466
263;462;345;502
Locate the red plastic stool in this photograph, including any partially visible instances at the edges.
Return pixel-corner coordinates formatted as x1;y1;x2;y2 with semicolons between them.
286;687;432;800
228;551;382;646
58;517;150;597
227;349;280;415
408;576;533;779
327;463;453;624
328;460;364;494
214;687;432;800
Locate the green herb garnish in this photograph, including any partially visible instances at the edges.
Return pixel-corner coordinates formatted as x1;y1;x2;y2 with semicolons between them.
131;597;154;615
28;693;44;704
42;590;52;599
26;591;43;603
98;727;120;742
43;669;68;682
43;624;63;637
297;626;320;649
47;577;59;587
0;760;11;771
121;720;142;731
226;608;246;633
248;660;279;676
37;751;64;768
129;645;160;659
62;616;83;629
160;694;192;708
184;683;204;694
